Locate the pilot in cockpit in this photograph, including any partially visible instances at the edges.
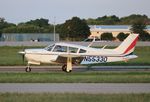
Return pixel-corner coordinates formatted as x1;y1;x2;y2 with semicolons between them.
56;45;62;52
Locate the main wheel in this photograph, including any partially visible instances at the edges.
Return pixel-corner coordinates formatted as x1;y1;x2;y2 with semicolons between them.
25;67;31;72
62;64;67;71
66;70;72;73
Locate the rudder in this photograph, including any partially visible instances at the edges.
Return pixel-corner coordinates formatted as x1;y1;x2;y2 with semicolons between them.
114;34;139;55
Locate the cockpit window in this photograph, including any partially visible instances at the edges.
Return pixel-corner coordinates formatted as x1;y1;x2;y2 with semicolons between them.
53;45;67;52
69;47;78;53
45;44;55;51
79;49;86;53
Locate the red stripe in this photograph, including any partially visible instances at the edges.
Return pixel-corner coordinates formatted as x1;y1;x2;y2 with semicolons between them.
123;36;138;54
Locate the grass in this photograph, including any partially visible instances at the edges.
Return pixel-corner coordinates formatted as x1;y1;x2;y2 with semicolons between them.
0;46;150;66
0;46;26;66
0;93;150;102
0;72;150;83
0;46;42;66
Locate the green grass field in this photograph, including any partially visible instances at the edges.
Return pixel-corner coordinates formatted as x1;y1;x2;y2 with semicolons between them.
0;46;40;66
0;93;150;102
0;72;150;83
0;46;150;66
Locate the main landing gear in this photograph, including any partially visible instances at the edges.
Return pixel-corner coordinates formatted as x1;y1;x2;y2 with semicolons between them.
62;64;72;73
62;64;67;71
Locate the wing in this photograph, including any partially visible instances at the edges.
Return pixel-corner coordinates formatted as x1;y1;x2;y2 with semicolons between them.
54;55;84;65
51;53;84;72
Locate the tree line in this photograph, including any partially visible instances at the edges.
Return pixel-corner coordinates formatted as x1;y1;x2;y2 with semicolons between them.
86;14;150;25
100;17;150;41
0;14;150;41
0;18;54;33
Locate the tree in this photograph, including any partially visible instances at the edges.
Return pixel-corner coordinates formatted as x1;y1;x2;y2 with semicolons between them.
0;30;2;38
86;14;150;25
0;17;5;23
130;19;150;41
86;15;120;25
25;18;49;27
0;17;16;33
117;32;129;41
120;14;150;25
59;17;90;41
101;33;114;41
16;18;54;33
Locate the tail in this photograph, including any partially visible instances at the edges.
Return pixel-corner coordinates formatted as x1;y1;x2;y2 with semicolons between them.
114;34;139;55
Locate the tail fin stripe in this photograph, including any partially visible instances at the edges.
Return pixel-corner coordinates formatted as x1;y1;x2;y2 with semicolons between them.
123;36;138;54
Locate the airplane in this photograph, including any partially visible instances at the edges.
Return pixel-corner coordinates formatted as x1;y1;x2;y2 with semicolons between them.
19;34;139;73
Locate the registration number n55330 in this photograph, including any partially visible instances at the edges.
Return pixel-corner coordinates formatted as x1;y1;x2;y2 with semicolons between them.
83;56;107;63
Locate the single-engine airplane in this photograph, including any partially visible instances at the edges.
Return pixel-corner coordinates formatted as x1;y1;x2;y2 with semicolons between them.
19;34;139;72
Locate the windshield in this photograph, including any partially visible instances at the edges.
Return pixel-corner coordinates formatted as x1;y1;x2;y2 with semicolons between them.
45;44;55;51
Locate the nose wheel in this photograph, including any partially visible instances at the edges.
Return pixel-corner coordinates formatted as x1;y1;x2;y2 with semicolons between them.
25;66;31;72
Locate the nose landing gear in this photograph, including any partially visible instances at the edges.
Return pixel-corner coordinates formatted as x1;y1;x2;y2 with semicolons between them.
25;64;31;72
25;66;31;72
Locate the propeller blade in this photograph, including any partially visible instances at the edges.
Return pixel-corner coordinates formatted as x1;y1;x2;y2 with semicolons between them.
18;49;25;63
22;54;25;63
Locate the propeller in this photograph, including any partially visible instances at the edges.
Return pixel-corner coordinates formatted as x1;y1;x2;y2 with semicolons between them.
22;52;25;63
18;49;25;63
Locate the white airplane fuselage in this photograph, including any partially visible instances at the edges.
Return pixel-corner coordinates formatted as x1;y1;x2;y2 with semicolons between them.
19;34;139;72
24;46;137;65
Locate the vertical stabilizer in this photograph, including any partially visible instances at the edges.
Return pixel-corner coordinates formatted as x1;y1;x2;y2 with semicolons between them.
114;34;139;55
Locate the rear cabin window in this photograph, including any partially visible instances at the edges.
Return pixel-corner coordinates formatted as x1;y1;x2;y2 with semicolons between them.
69;47;78;53
79;49;86;53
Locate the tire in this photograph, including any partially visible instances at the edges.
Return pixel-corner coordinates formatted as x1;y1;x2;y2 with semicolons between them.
66;70;72;73
62;64;67;71
25;67;31;72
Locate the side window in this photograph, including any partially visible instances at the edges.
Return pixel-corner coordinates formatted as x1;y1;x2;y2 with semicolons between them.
53;45;67;52
79;49;86;53
69;47;78;53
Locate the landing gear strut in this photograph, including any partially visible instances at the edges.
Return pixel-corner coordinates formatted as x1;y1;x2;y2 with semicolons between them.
62;64;72;73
